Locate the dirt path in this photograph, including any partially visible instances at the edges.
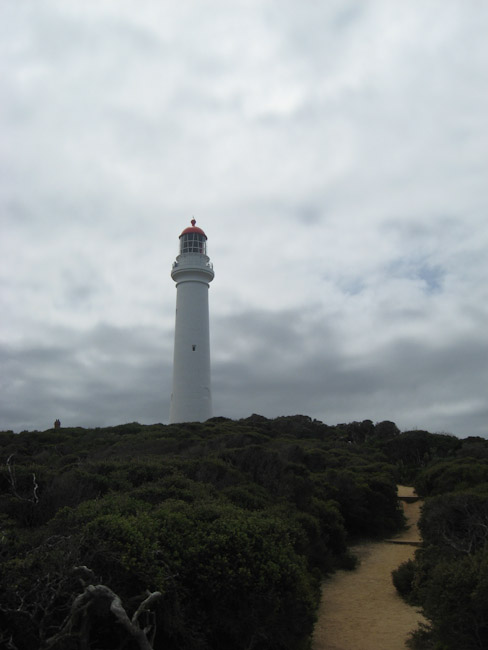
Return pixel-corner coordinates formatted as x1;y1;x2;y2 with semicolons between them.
312;486;426;650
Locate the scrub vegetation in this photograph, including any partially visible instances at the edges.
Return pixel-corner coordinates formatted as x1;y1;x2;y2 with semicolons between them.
0;416;485;650
390;436;488;650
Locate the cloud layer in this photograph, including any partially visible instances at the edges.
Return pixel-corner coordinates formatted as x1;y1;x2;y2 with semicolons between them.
1;1;487;436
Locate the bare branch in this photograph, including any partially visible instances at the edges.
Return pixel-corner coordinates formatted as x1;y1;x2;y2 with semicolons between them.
5;454;39;504
43;583;161;650
32;473;39;504
132;590;163;645
6;454;17;492
132;590;162;626
72;565;96;586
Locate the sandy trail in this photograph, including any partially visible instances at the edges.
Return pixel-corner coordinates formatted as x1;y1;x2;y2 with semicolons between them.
312;486;426;650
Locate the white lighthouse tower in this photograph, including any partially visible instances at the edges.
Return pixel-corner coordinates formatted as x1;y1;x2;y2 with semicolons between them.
169;219;214;423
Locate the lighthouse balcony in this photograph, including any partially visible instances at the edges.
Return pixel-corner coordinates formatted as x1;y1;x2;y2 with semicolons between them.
171;253;215;283
172;253;213;271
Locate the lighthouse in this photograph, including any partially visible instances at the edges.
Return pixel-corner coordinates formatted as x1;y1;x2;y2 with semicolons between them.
169;219;214;423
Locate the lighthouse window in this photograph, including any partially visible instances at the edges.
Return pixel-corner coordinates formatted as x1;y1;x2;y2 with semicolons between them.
180;233;207;255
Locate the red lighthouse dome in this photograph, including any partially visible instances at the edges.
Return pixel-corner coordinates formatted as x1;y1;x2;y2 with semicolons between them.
180;218;207;239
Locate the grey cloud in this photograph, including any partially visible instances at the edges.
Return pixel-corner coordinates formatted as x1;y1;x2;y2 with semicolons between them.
2;286;486;438
0;324;172;432
211;309;487;437
1;1;487;440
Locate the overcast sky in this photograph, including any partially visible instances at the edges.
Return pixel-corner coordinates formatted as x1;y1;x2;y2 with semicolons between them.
1;1;487;437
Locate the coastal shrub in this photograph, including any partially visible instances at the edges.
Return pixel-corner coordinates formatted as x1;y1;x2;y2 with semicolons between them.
392;559;416;601
0;416;411;650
